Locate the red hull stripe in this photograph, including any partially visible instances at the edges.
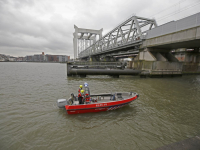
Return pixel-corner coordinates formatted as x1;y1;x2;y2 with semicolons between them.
66;101;131;111
65;95;138;114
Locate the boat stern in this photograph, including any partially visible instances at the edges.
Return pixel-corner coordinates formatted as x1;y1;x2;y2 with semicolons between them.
57;99;68;108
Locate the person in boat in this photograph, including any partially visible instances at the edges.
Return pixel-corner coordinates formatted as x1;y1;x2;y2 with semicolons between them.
84;82;91;104
84;82;90;95
78;85;83;94
78;90;84;104
85;93;90;104
68;93;75;105
81;90;85;104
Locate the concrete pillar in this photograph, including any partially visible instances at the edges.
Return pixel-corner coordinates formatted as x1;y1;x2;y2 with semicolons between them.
91;56;100;61
73;37;77;59
193;48;200;52
104;56;116;62
133;48;183;77
73;25;78;59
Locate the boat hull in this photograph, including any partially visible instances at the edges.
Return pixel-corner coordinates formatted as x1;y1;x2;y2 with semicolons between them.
65;94;138;114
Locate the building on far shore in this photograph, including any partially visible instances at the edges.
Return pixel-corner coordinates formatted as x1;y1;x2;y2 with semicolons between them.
26;55;34;62
0;52;70;62
33;53;45;62
30;52;70;62
44;54;70;62
0;54;8;61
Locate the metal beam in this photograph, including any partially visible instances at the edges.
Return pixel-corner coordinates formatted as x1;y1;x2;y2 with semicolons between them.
77;15;158;58
126;19;134;43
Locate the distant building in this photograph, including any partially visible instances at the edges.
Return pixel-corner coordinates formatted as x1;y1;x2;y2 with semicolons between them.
26;55;34;61
0;54;6;61
44;54;69;62
58;55;69;62
33;54;44;62
0;57;5;61
8;57;16;61
16;57;23;62
44;55;56;62
0;52;70;62
22;57;26;61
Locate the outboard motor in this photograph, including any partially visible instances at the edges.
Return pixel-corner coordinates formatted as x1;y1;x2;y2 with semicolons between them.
57;93;76;108
57;99;68;108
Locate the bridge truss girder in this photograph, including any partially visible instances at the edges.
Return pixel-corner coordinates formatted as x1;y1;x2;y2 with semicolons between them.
79;15;157;58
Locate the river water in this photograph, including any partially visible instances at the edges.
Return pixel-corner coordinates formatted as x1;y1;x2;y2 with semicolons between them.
0;62;200;150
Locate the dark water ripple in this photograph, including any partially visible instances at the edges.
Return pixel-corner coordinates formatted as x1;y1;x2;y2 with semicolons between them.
0;62;200;150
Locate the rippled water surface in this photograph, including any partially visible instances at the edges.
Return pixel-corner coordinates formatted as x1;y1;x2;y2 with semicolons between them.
0;62;200;150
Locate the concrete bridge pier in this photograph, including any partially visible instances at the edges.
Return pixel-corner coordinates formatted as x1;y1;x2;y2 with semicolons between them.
194;48;200;52
132;48;182;77
79;57;88;61
90;56;100;61
88;55;116;62
102;56;116;62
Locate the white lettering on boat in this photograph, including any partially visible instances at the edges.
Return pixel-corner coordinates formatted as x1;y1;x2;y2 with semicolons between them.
96;103;107;107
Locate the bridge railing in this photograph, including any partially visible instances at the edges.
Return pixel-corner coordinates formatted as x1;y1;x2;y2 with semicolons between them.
146;12;200;39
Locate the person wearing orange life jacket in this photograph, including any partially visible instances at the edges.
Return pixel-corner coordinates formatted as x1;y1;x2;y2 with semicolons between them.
82;90;85;103
84;82;90;104
85;93;90;104
78;90;84;104
78;85;83;93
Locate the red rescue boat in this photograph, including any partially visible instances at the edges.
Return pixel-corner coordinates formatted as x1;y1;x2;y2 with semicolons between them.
57;92;139;114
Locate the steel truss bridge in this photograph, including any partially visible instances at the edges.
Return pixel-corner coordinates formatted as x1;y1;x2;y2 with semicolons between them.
78;16;157;59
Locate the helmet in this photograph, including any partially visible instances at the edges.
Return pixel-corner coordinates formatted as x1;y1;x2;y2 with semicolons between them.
84;82;88;87
81;90;84;93
80;85;83;88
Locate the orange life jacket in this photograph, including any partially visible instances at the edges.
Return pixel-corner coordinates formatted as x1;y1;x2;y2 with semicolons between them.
78;88;82;93
78;93;82;98
85;93;90;103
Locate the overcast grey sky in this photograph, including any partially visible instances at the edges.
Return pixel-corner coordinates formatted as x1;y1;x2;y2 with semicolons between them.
0;0;200;58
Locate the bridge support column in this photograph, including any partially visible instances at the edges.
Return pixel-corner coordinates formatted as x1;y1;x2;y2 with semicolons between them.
90;56;100;61
132;48;182;77
103;56;116;62
80;57;88;61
